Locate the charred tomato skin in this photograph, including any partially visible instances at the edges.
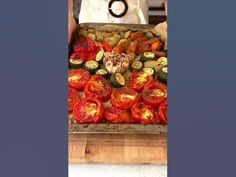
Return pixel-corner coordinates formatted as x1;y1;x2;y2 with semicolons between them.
111;88;140;110
68;69;90;91
73;35;98;53
105;106;135;124
128;72;153;92
68;87;81;112
73;97;105;123
131;101;160;125
142;82;167;108
84;75;112;102
158;99;167;125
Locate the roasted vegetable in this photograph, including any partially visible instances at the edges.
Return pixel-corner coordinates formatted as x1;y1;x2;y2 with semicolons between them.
78;30;88;36
145;32;154;39
111;88;140;110
73;97;105;123
95;31;104;41
95;69;109;78
84;60;99;74
95;50;105;64
151;41;162;51
133;55;142;62
102;32;112;38
142;67;155;76
143;60;159;69
119;31;125;38
153;51;167;58
128;72;153;92
135;36;148;42
113;39;130;54
131;61;143;72
154;57;167;73
136;41;151;54
131;101;160;124
101;41;113;52
157;57;168;67
87;28;95;33
127;41;137;53
104;36;119;47
141;52;156;62
103;52;129;74
68;69;91;91
124;31;131;38
126;52;135;62
85;75;112;102
130;31;144;40
69;58;84;69
110;73;126;88
87;33;96;40
157;67;167;85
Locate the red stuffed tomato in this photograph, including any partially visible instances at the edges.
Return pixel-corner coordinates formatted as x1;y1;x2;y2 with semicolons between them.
105;106;135;124
131;101;160;125
68;87;81;112
128;72;153;92
111;88;140;110
84;75;112;102
158;99;167;125
73;97;105;123
68;69;90;91
142;82;167;108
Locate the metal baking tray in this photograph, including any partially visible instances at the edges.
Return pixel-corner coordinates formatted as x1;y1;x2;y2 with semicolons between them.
68;23;167;135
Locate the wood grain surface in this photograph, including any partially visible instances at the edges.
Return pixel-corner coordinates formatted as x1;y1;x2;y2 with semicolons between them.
68;134;167;164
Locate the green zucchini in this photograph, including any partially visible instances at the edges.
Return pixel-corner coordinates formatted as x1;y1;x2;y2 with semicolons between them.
140;52;156;62
131;61;143;72
157;67;167;85
69;58;83;69
157;57;168;67
154;57;168;74
154;63;163;74
143;67;155;76
143;60;159;69
84;60;99;74
95;50;105;64
110;73;125;88
95;69;109;78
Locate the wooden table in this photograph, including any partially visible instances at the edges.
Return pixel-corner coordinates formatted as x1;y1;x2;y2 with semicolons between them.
69;133;167;164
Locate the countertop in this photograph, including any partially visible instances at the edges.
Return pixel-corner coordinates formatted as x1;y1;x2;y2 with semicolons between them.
69;164;167;177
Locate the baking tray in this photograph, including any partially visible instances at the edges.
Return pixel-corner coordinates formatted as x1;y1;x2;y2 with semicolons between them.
68;23;167;135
